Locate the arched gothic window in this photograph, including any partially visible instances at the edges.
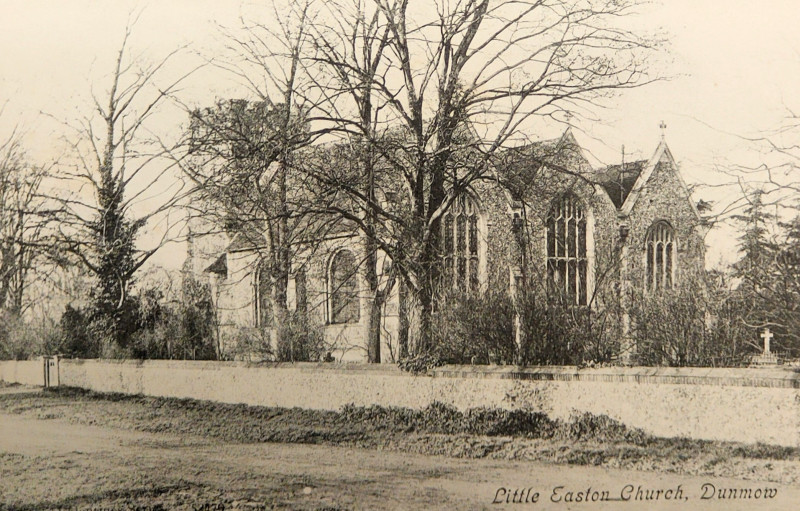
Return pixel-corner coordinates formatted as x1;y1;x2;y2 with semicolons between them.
328;249;360;324
254;259;272;327
646;221;676;291
546;195;588;305
442;194;480;291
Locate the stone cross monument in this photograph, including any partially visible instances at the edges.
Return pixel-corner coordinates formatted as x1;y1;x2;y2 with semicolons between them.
751;327;778;366
761;327;773;355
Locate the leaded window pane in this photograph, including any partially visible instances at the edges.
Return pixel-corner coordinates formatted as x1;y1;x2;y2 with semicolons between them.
441;195;481;292
655;242;663;290
556;216;565;258
665;242;673;288
645;221;676;292
579;260;587;305
469;255;479;291
444;215;454;282
546;195;588;305
469;215;478;256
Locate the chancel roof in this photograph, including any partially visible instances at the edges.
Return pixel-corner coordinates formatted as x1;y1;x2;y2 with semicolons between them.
595;160;648;209
495;129;593;202
496;130;694;216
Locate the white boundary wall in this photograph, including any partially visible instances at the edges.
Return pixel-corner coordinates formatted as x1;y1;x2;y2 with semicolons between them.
2;359;799;447
0;359;45;386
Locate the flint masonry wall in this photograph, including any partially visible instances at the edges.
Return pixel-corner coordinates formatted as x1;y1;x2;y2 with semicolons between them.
2;359;799;447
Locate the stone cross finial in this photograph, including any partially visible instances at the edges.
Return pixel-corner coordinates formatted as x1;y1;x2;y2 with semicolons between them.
659;120;667;140
761;327;773;354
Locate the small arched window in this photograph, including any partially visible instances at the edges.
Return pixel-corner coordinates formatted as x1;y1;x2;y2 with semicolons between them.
254;259;272;327
329;249;360;324
442;194;480;291
546;194;588;305
646;221;676;291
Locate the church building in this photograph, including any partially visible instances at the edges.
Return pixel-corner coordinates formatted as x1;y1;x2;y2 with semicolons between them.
186;128;708;362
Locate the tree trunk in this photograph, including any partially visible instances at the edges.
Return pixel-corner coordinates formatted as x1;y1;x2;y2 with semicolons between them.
271;269;289;359
272;155;291;360
295;268;307;315
0;245;12;312
366;295;382;363
416;282;434;354
363;232;381;363
398;278;410;359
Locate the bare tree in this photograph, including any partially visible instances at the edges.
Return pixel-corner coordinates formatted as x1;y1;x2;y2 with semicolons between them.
299;0;660;353
185;3;338;359
303;0;397;362
0;124;50;317
49;27;192;352
186;0;659;360
708;110;800;354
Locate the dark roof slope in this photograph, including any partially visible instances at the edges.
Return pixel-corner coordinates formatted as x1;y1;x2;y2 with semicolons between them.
226;231;267;253
595;160;647;209
204;253;228;277
494;131;593;202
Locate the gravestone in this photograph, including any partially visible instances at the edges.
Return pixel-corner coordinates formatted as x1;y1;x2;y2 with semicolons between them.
751;328;779;366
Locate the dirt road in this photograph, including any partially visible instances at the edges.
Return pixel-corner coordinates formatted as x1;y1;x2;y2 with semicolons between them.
0;388;798;510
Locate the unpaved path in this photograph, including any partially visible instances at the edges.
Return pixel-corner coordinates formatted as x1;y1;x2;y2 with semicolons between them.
0;389;798;510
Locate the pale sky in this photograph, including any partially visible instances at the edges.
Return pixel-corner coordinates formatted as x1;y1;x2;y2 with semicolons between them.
2;0;800;270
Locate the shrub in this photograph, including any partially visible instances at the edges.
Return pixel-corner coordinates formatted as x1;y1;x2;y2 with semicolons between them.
229;327;274;361
517;290;619;366
555;412;647;445
176;278;217;360
337;402;647;442
125;278;218;360
276;311;327;362
629;277;757;367
429;288;516;365
415;402;466;434
463;407;556;437
0;311;60;360
397;352;444;374
56;305;99;358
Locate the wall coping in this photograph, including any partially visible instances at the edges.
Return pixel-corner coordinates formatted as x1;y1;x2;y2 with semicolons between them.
433;365;800;388
59;359;404;374
53;359;800;388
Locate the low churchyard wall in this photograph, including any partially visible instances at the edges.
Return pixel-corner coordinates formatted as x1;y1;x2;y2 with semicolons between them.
0;359;46;386
2;358;800;447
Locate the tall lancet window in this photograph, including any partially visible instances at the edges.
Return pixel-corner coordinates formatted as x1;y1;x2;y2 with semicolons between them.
442;194;480;291
546;195;588;305
254;259;272;327
328;249;360;324
646;221;676;291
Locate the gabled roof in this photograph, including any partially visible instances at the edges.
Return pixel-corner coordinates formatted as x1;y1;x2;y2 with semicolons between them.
493;130;701;220
596;159;648;209
204;253;228;277
226;231;267;253
618;139;701;220
495;129;593;202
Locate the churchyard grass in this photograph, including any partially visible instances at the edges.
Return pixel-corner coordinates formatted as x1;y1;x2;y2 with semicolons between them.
1;386;799;485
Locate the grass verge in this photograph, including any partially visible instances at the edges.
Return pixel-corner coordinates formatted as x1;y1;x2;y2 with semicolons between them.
1;386;798;484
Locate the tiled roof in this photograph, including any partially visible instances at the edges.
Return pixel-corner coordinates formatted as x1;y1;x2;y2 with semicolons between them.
595;160;648;209
204;253;227;276
226;231;267;253
494;131;592;202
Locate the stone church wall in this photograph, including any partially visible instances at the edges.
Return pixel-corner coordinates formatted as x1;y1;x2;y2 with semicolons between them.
624;155;706;289
191;138;706;363
510;172;623;311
